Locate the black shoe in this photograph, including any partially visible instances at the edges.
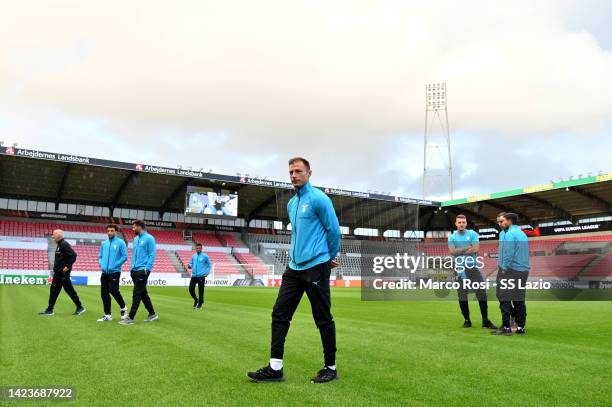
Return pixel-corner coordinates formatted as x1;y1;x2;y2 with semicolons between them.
247;365;284;382
38;310;54;316
73;307;86;316
491;327;513;336
196;303;203;310
482;320;498;329
312;367;338;383
462;319;472;328
193;301;198;309
515;327;526;335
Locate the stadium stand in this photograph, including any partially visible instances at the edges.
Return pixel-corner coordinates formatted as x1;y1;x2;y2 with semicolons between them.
585;254;612;277
191;232;224;247
1;215;610;280
1;146;610;291
0;248;48;270
218;233;245;248
121;229;187;245
233;252;270;275
529;254;597;279
176;250;243;276
191;232;247;248
0;220;104;237
72;245;179;273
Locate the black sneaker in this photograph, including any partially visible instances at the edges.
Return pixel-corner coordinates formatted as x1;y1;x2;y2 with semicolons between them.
515;327;526;335
193;300;198;309
312;367;338;383
491;327;513;336
73;307;86;316
462;319;472;328
196;303;203;310
482;320;498;329
247;365;284;382
38;310;54;316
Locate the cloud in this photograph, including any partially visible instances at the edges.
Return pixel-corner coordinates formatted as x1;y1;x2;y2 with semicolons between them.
0;0;611;200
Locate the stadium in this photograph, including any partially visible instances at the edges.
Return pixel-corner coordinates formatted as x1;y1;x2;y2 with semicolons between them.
1;145;611;405
3;2;612;406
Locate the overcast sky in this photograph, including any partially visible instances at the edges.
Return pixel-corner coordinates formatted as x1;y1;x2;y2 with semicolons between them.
1;0;611;201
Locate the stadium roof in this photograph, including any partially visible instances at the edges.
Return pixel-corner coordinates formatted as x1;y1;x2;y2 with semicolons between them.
0;146;435;231
2;145;609;233
422;174;612;230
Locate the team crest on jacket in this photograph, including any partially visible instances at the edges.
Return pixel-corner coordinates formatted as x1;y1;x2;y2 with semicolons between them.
302;204;309;213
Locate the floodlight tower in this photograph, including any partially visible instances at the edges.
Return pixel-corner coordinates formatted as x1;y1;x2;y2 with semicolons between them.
422;82;453;199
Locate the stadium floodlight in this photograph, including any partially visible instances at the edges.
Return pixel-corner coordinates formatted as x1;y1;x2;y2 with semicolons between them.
426;83;447;110
423;82;453;200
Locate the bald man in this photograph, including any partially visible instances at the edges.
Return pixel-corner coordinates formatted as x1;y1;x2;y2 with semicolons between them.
39;229;85;316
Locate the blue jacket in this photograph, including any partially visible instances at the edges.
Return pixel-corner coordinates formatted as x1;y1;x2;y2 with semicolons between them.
130;231;156;271
448;229;480;262
288;182;341;270
499;225;530;272
448;229;480;278
189;252;211;277
98;237;128;273
497;229;506;268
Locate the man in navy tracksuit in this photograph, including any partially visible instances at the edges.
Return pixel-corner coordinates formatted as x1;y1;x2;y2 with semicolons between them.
119;219;158;325
248;157;341;384
39;229;85;316
97;224;128;322
188;243;211;310
496;212;516;329
493;213;530;336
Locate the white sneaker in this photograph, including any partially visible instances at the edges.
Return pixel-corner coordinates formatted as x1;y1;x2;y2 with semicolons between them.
97;315;112;322
120;308;128;320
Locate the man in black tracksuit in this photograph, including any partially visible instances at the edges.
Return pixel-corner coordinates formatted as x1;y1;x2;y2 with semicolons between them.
39;229;85;316
248;157;342;384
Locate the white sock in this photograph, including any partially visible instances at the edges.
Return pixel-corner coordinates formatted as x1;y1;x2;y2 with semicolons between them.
106;314;112;317
270;358;283;371
327;365;336;370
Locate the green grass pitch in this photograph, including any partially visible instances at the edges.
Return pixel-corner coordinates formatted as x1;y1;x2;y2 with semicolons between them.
1;285;611;406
